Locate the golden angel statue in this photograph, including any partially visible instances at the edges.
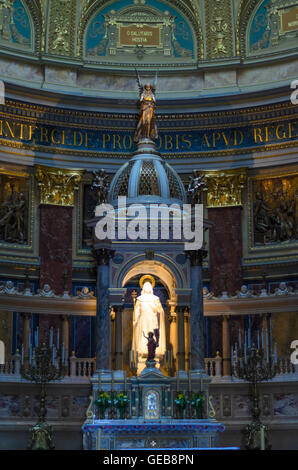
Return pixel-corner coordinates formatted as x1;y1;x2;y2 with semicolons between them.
134;70;158;143
132;276;166;372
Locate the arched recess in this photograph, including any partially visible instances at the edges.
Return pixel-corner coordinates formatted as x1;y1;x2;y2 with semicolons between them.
115;254;187;304
237;0;298;58
77;0;204;62
0;0;44;54
236;0;261;58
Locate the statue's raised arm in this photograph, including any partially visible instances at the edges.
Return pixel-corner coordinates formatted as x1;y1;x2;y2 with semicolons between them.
134;70;158;143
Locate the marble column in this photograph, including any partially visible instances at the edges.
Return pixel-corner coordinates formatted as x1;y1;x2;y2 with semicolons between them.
22;313;31;366
184;311;190;371
188;250;206;371
222;315;231;376
94;248;113;371
177;306;185;371
115;306;123;371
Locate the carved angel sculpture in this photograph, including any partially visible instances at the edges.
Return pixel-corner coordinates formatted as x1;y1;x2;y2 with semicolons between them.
134;70;158;143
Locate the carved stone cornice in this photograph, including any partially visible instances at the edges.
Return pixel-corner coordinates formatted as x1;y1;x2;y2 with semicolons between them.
201;168;247;208
35;165;83;206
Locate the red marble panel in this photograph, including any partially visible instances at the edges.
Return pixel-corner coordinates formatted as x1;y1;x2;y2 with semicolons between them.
208;206;243;295
39;205;73;347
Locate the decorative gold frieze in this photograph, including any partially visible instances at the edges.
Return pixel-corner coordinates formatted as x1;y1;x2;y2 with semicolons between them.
205;0;234;59
35;165;83;207
202;168;247;208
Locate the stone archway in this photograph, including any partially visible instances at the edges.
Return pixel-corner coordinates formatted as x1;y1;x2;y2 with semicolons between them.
121;259;178;305
119;258;184;375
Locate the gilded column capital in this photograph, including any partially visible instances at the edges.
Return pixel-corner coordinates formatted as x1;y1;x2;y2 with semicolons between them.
200;168;247;208
35;165;83;207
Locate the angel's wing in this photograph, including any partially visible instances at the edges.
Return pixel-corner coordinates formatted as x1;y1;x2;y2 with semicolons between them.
135;69;143;96
152;71;158;93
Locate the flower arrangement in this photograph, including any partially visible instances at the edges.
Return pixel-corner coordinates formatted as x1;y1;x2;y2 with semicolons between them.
175;393;189;419
94;392;112;419
113;392;130;419
175;393;189;409
190;393;205;418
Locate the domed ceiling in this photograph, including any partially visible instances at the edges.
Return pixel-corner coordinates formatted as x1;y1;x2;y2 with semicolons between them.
0;0;297;101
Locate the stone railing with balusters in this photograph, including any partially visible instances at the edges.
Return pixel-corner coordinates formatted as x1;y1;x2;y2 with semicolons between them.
0;352;297;382
204;352;222;378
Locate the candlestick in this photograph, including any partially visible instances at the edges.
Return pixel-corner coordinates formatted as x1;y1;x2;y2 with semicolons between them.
238;328;242;349
261;328;264;349
257;331;260;350
260;425;265;450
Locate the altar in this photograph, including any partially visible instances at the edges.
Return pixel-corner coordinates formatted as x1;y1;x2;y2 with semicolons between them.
82;420;225;450
81;71;227;451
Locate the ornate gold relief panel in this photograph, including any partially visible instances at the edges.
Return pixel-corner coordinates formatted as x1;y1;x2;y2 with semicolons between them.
249;172;298;249
202;168;247;208
35;165;83;207
204;0;234;59
48;0;77;56
0;168;34;251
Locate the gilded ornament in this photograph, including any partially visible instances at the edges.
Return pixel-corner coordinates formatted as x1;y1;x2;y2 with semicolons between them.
205;0;233;59
200;168;247;208
35;165;83;207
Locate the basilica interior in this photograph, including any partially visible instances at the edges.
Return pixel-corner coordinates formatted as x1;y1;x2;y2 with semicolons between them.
0;0;297;451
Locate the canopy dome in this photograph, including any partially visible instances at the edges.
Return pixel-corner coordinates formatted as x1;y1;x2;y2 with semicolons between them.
108;141;186;205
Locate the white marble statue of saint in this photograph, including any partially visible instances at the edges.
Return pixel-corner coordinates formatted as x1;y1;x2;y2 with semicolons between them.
132;280;166;370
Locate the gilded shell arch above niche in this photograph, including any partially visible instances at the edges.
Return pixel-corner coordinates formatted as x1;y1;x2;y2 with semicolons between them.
0;0;44;54
77;0;203;69
236;0;298;58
